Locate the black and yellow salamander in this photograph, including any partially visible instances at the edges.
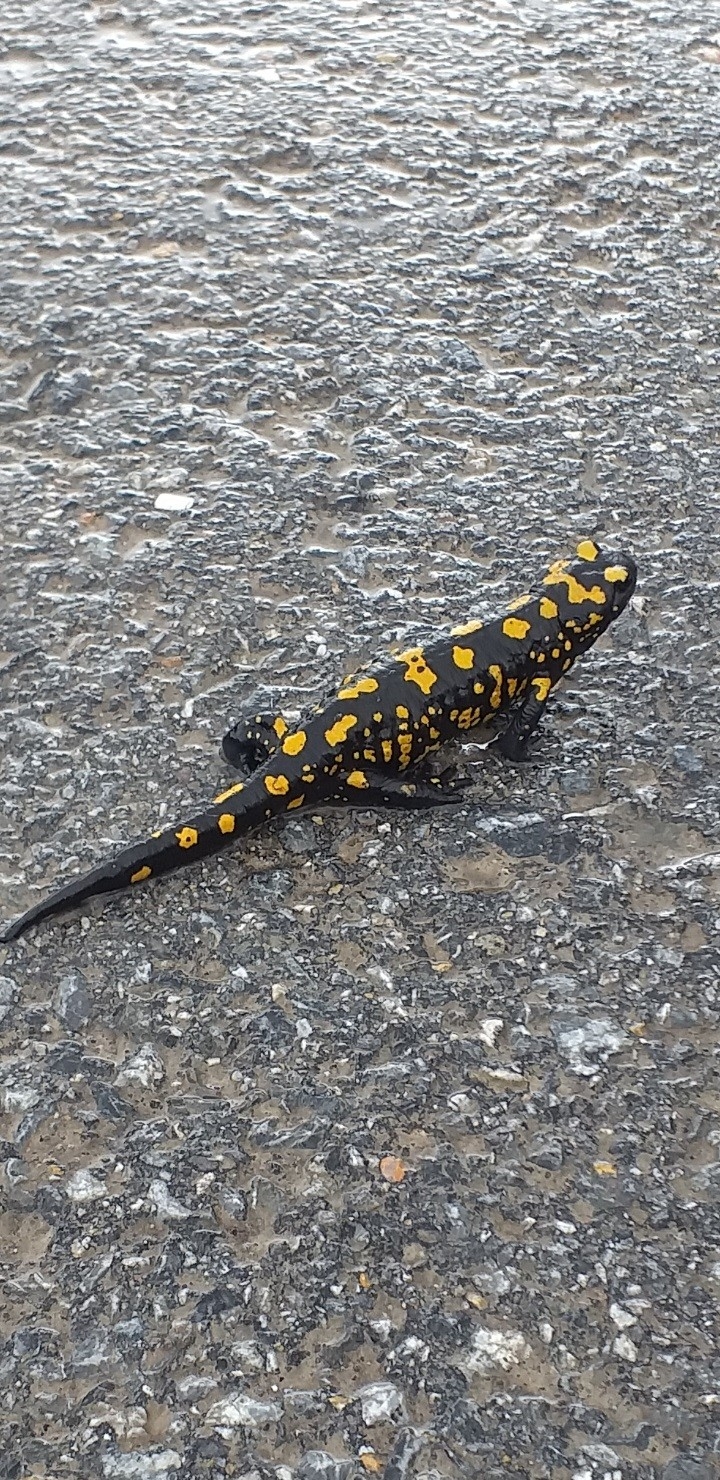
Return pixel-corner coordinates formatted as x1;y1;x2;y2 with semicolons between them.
1;540;636;942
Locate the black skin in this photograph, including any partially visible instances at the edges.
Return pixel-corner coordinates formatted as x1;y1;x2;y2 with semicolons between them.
1;542;637;942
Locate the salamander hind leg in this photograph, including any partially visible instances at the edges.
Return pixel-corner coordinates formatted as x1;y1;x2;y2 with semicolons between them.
332;767;474;810
221;713;289;773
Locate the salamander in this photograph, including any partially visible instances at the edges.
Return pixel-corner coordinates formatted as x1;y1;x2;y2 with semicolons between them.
1;539;636;943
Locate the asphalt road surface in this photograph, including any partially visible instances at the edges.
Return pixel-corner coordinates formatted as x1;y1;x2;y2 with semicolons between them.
1;1;719;1477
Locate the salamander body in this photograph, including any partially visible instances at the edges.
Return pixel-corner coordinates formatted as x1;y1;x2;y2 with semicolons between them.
1;539;636;942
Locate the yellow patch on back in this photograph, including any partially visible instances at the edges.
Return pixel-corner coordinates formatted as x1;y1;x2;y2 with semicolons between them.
325;714;357;748
347;770;368;788
396;704;409;719
396;647;438;696
338;676;379;699
214;781;245;803
506;677;517;697
576;538;599;560
488;664;504;709
539;596;558;619
373;711;383;722
176;827;198;849
544;565;606;606
604;565;628;583
508;593;532;611
473;680;484;695
363;748;376;762
130;865;152;884
502;617;530;640
381;739;393;762
265;774;290;796
533;676;552;702
282;730;307;756
273;716;288;739
287;796;304;809
217;813;235;834
451;618;484;636
452;645;475;669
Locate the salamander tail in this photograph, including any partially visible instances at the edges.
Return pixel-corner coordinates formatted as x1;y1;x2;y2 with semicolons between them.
1;789;254;943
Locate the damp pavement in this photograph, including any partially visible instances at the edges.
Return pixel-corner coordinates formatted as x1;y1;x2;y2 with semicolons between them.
1;0;719;1476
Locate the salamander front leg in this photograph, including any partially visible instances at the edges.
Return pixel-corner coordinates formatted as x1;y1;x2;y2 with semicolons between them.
495;677;553;762
221;713;288;774
332;768;474;809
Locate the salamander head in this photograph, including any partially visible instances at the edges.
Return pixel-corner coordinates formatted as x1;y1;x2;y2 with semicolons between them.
542;539;637;644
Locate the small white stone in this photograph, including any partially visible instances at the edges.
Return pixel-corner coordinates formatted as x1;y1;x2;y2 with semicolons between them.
148;1179;191;1220
609;1302;637;1330
115;1043;165;1089
356;1380;403;1425
154;491;194;513
477;1016;504;1048
613;1332;638;1362
66;1169;107;1202
465;1326;531;1373
206;1392;282;1426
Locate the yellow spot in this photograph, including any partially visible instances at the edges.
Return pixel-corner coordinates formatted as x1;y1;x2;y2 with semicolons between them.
563;657;572;671
396;703;409;719
273;716;288;739
347;770;368;788
473;681;484;695
396;647;438;696
398;732;414;768
488;664;503;709
338;676;379;699
451;618;484;636
576;538;599;560
214;781;245;803
381;739;393;762
151;830;164;839
605;565;628;583
536;651;545;663
429;726;440;740
130;865;152;884
287;796;304;809
552;648;560;659
539;596;558;619
587;611;603;626
564;639;573;651
176;826;198;849
508;593;532;610
532;676;551;702
282;730;307;756
457;706;480;730
325;714;357;747
217;813;235;835
506;677;517;697
373;711;383;722
265;774;290;796
363;748;376;762
502;617;531;640
452;645;475;669
544;560;606;606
